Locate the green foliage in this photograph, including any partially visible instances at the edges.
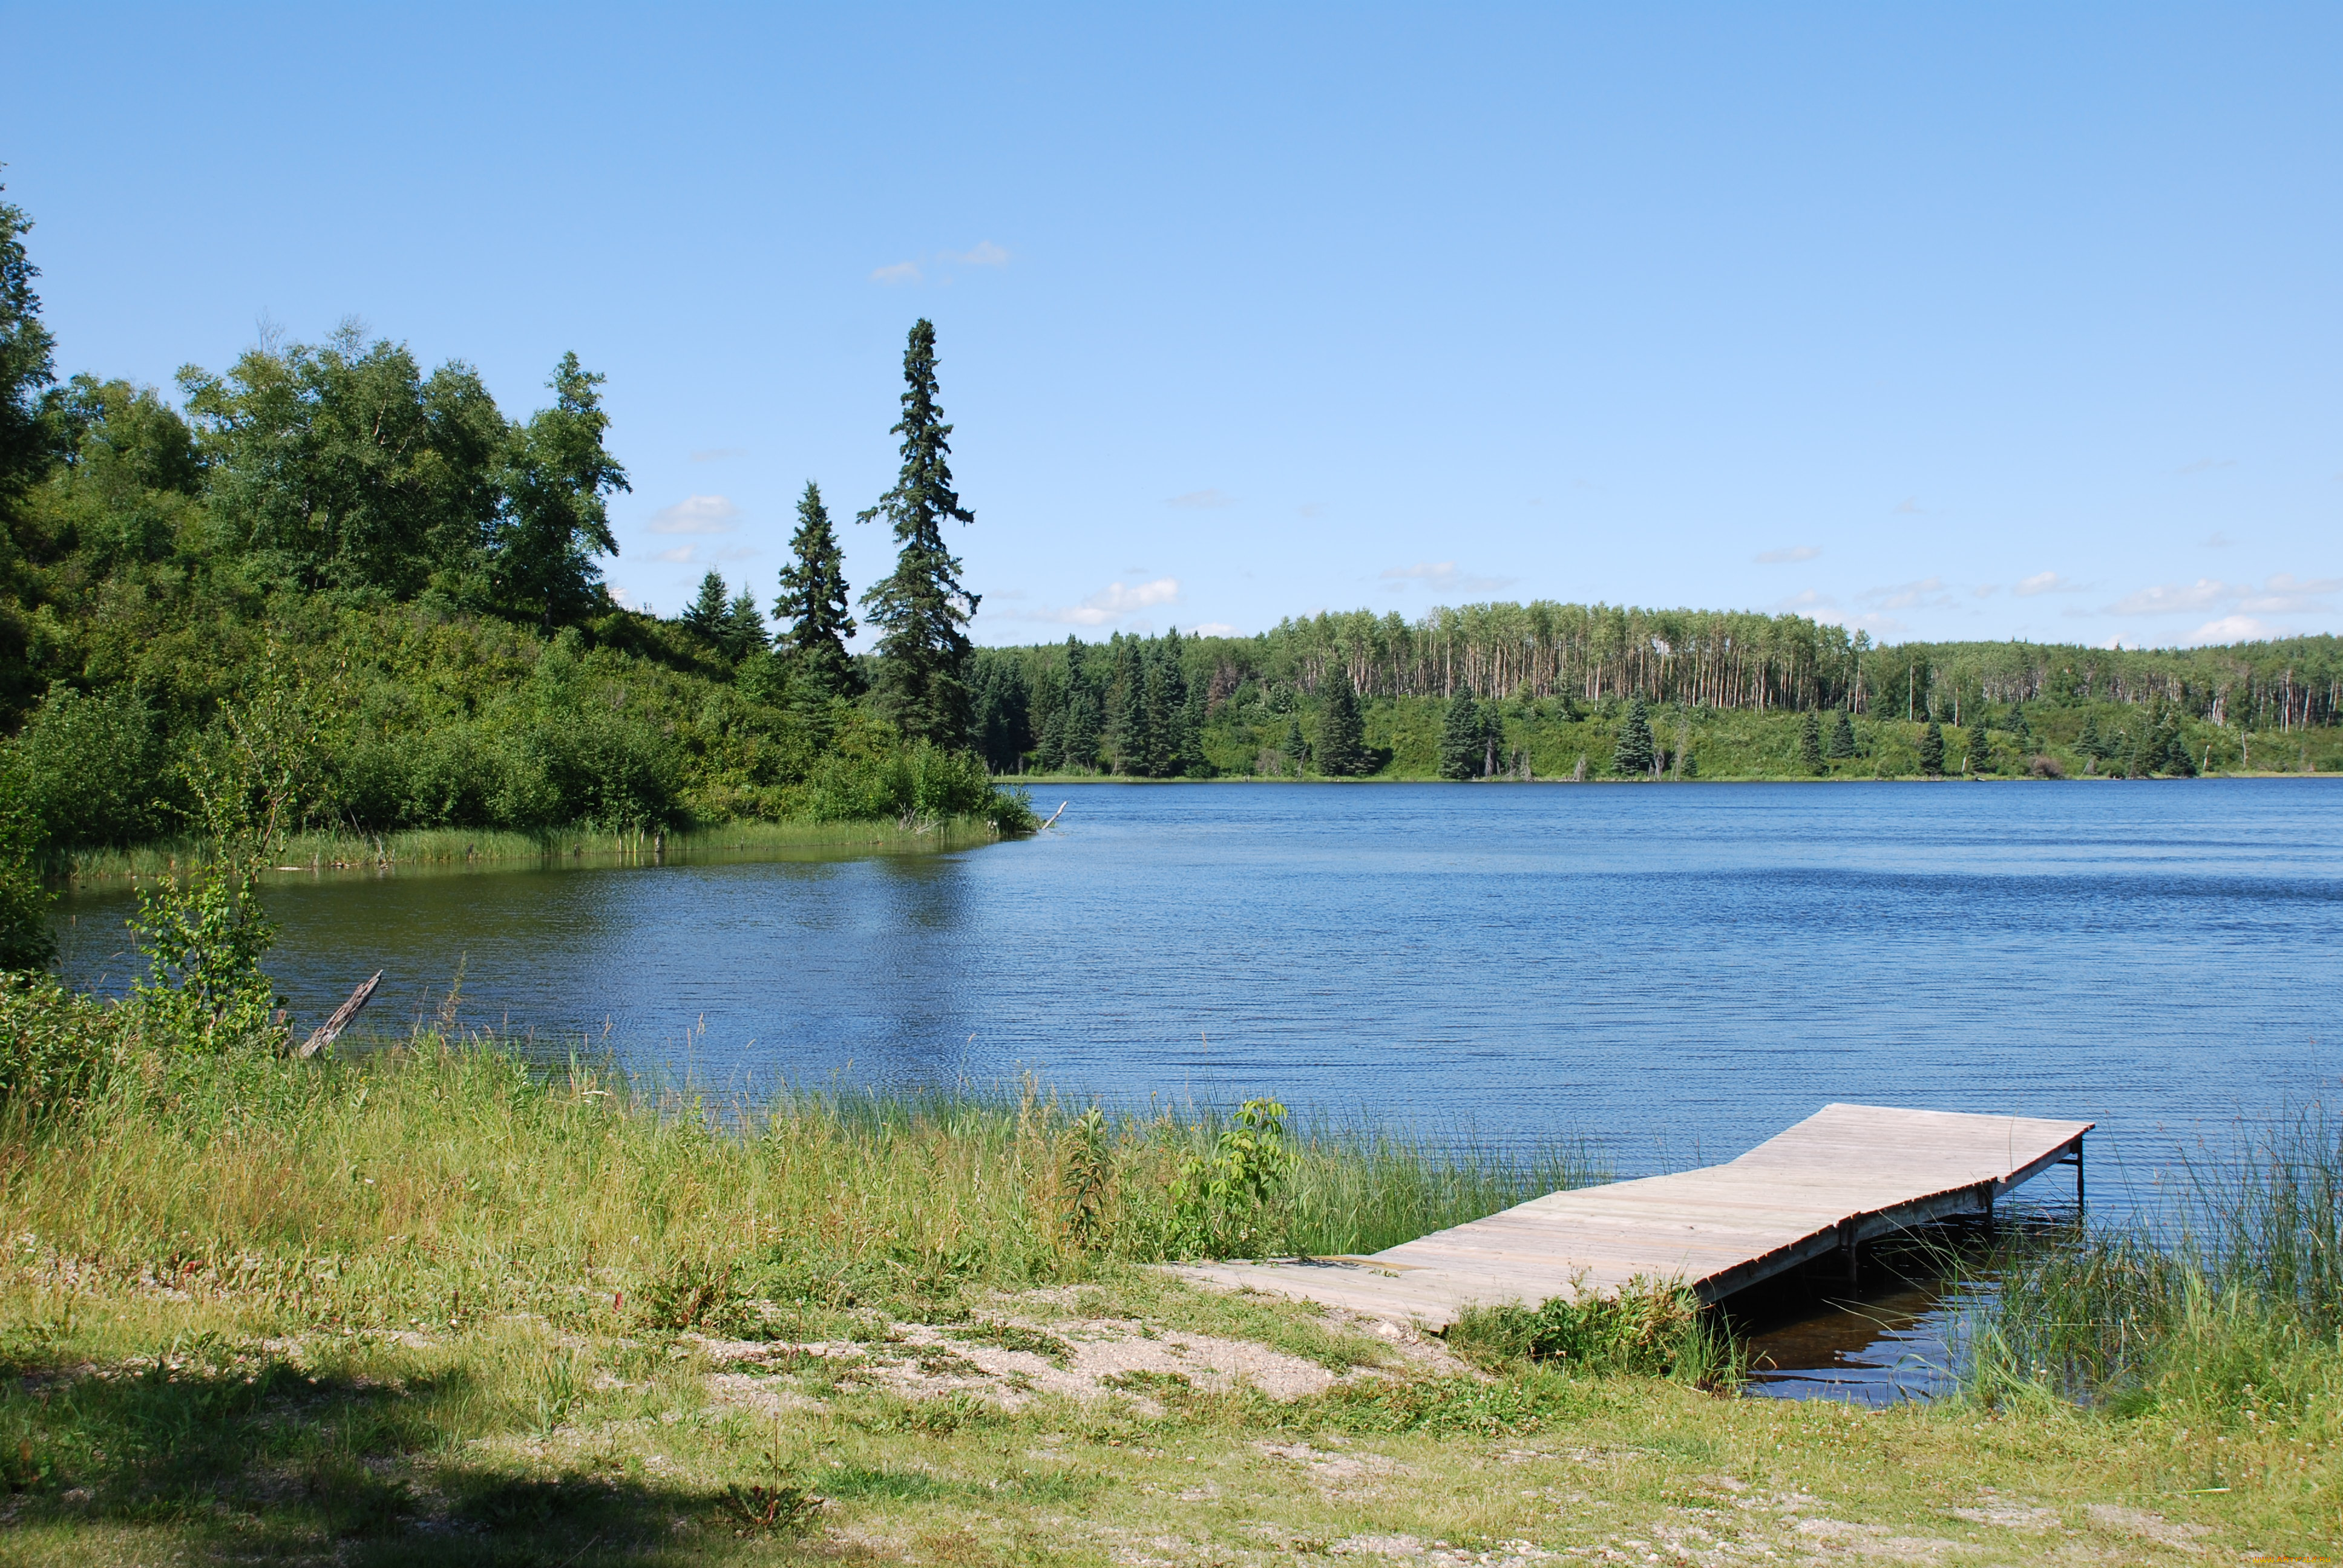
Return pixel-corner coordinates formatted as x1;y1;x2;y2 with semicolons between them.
1918;718;1945;776
774;480;859;701
859;320;978;748
0;185;57;512
0;975;113;1111
1798;710;1824;774
1168;1099;1297;1259
1826;708;1856;760
1965;716;1993;774
1612;696;1656;778
0;751;52;971
1447;1277;1727;1383
1312;664;1369;776
1437;685;1482;780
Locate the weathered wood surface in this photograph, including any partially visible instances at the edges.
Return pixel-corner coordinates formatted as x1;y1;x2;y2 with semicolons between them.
296;970;383;1059
1174;1103;2091;1328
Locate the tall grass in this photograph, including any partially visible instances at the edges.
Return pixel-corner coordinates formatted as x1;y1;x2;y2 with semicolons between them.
0;1005;1598;1341
1964;1105;2343;1437
50;814;1017;884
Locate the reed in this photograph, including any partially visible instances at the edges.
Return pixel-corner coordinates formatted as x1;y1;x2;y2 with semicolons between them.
47;814;1016;884
1962;1105;2343;1439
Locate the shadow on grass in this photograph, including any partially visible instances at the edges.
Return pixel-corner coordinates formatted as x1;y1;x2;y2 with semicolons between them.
0;1343;811;1565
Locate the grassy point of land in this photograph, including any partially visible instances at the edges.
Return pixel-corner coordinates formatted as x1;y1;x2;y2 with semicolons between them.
0;1013;2332;1566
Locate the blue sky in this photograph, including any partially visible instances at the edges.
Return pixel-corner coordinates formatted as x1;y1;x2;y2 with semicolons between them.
5;4;2338;648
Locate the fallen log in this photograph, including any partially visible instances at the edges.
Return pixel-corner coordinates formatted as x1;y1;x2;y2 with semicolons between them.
297;970;383;1059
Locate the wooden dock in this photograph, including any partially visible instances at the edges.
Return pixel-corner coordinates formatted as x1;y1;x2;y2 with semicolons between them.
1176;1103;2091;1328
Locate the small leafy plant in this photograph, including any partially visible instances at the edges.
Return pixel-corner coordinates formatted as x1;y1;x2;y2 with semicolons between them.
1169;1098;1296;1258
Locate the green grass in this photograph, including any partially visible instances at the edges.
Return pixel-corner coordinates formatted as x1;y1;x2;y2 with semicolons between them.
0;1004;2335;1563
48;814;1020;884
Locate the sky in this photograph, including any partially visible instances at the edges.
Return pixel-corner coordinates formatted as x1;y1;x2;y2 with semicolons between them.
4;4;2339;650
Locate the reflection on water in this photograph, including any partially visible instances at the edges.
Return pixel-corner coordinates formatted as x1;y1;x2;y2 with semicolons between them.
54;779;2343;1214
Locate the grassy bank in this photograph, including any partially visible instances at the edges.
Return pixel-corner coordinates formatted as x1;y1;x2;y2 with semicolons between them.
47;815;1022;884
0;1006;2332;1563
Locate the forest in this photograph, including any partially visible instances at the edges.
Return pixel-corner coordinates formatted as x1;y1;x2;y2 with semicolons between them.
968;609;2342;782
0;191;1026;870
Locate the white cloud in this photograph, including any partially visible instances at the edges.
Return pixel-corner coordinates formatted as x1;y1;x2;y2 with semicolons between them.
1754;545;1820;564
1858;576;1949;611
2014;571;2085;597
996;577;1184;627
1168;489;1236;509
1972;584;1997;599
943;240;1009;266
1814;610;1908;636
1187;622;1240;637
1772;589;1836;611
2240;573;2342;613
689;447;746;463
648;495;741;535
2108;577;2236;615
1379;560;1516;593
2184;614;2294;645
654;545;696;564
1893;497;1924;515
870;260;922;284
2201;531;2232;548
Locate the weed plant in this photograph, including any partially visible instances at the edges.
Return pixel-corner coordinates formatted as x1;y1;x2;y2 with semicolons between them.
1964;1105;2343;1446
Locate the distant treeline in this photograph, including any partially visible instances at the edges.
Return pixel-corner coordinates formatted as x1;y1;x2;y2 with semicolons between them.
969;609;2341;780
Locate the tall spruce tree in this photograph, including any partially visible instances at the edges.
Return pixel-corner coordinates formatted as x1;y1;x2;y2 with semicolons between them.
1316;665;1369;777
1613;697;1656;778
1283;716;1309;774
1799;710;1824;774
1438;685;1483;780
683;569;730;642
1965;716;1993;775
858;319;977;748
721;589;769;662
1918;718;1946;777
2078;711;2105;760
1827;708;1856;760
774;480;859;697
0;186;57;520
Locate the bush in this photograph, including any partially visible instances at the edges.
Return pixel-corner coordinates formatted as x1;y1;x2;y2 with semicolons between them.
0;976;123;1112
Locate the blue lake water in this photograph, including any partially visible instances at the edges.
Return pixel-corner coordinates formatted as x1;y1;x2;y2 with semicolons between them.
59;779;2343;1209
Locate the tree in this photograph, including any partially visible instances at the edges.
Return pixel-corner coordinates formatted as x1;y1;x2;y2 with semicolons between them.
1826;709;1856;760
1965;716;1993;775
859;320;977;748
2078;712;2105;762
0;753;54;972
1283;716;1308;773
2007;702;2034;748
493;352;629;628
721;589;769;662
683;569;730;642
1315;665;1369;776
1918;718;1945;777
1799;711;1824;774
971;651;1032;773
1438;685;1483;780
773;480;859;698
0;185;58;516
1613;697;1656;778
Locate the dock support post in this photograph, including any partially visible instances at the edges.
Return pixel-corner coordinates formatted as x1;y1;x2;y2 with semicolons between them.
2074;1137;2085;1208
1840;1225;1859;1289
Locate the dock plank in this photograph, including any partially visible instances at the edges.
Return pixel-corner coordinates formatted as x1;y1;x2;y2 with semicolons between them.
1170;1103;2089;1328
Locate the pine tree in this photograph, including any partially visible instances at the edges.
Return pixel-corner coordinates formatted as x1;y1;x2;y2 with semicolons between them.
2007;702;2033;748
1136;650;1176;777
683;569;730;642
1316;665;1369;776
1826;708;1856;760
859;319;978;748
1965;715;1993;775
1613;697;1656;778
1438;685;1483;780
2078;712;2104;760
1283;716;1309;774
774;480;859;698
1918;718;1945;776
1799;711;1824;774
1061;685;1102;773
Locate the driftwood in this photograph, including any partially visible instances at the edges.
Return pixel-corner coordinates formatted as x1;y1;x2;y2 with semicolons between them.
1040;800;1069;830
297;970;382;1059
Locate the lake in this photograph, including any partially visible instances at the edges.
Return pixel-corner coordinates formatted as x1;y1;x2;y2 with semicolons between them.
59;779;2342;1207
57;777;2342;1400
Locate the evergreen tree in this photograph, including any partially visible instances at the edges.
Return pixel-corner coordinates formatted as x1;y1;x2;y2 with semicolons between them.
1965;716;1993;775
1918;718;1946;776
971;651;1032;773
0;186;58;520
1316;665;1369;776
1061;685;1102;772
1438;685;1483;780
859;319;978;748
682;569;730;642
1136;649;1176;777
2007;702;2034;748
1284;716;1309;774
720;589;768;662
773;480;859;698
2078;711;2105;760
1799;710;1824;774
1613;697;1656;778
1826;708;1856;760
